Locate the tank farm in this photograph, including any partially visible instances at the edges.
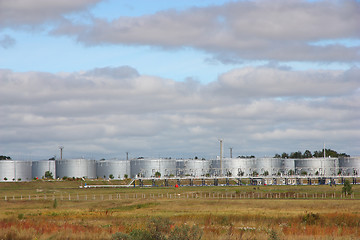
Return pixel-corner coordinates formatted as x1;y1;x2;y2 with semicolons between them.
1;156;360;186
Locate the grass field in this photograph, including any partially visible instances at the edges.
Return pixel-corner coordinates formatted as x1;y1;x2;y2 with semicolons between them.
1;180;359;239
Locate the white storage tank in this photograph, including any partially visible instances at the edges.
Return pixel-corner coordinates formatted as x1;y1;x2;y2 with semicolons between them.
32;160;56;179
130;158;176;178
0;160;32;182
253;158;282;176
210;157;250;177
177;159;210;177
295;158;338;176
0;160;15;181
339;157;360;176
96;159;130;179
176;159;186;177
15;161;32;181
281;158;295;175
55;158;96;179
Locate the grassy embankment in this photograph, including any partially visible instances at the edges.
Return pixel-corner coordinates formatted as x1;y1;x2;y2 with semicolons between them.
0;180;359;239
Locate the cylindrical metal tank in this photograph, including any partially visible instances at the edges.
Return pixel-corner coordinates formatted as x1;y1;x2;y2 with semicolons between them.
176;159;210;177
295;158;338;176
55;158;96;179
96;159;130;179
210;158;250;177
339;157;360;176
0;160;32;182
130;158;176;178
0;160;15;181
176;159;186;176
252;158;282;176
32;160;56;179
15;161;32;181
281;159;295;175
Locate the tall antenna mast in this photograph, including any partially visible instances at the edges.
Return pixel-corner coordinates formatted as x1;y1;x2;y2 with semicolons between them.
219;139;223;176
229;147;233;158
126;152;129;160
323;142;326;158
59;146;64;160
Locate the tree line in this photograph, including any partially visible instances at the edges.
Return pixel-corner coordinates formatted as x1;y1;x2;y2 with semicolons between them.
274;149;349;159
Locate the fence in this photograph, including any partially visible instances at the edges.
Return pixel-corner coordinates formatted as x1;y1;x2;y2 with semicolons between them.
1;192;356;201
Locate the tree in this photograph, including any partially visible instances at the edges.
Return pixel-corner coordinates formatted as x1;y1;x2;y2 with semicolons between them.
45;171;53;179
290;151;302;159
0;155;11;160
109;174;114;179
274;153;281;158
342;180;353;196
303;150;312;158
155;171;161;178
281;152;289;159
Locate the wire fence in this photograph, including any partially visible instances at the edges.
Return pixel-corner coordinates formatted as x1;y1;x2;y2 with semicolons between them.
0;191;356;201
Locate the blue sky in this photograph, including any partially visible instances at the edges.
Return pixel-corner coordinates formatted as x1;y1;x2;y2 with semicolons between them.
0;0;359;159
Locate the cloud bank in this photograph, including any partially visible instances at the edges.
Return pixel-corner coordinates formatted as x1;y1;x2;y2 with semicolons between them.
1;66;359;159
51;0;360;62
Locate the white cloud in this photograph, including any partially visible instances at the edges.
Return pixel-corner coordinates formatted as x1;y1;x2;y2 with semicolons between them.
51;0;360;62
0;66;359;158
0;0;101;27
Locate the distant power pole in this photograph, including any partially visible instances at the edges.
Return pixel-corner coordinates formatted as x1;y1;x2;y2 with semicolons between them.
219;139;223;176
59;146;64;160
126;152;129;160
229;147;233;158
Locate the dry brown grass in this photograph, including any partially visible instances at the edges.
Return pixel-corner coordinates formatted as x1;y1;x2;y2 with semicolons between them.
1;182;360;239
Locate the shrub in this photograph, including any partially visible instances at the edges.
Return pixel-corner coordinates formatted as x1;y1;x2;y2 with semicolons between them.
342;180;353;196
268;229;279;240
53;199;58;209
130;229;153;240
112;217;203;240
302;212;320;225
147;216;172;239
112;232;132;240
168;225;203;240
45;171;53;179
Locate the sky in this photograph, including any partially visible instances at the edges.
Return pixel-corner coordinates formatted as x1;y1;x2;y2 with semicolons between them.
0;0;359;160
